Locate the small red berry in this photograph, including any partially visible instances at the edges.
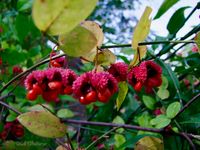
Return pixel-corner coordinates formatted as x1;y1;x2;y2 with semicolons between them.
79;96;90;105
11;124;24;138
42;90;58;102
85;91;97;102
33;84;43;95
63;86;73;95
48;81;62;90
0;130;8;140
51;60;61;68
91;135;98;141
26;90;38;101
12;66;23;74
134;81;143;92
153;108;162;116
0;57;2;65
98;89;111;103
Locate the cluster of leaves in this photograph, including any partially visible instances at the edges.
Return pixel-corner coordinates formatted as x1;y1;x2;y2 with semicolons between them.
0;0;200;149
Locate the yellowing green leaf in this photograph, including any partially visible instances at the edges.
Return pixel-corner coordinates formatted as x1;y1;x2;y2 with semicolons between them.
195;32;200;53
17;111;67;138
32;0;98;35
116;81;128;111
135;136;164;150
114;134;126;149
157;88;169;100
129;45;147;67
132;6;152;50
95;49;116;66
81;21;104;62
150;114;171;129
58;25;97;57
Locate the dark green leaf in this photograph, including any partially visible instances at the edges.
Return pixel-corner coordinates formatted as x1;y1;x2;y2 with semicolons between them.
167;7;190;34
154;0;179;19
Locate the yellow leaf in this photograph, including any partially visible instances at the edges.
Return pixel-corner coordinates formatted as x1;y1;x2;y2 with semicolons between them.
129;45;147;67
116;81;128;111
32;0;98;35
80;21;104;62
132;6;152;50
95;49;116;66
135;136;164;150
58;25;97;57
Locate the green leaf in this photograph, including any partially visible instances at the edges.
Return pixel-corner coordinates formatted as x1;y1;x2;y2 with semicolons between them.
32;0;98;35
17;0;33;12
116;81;128;110
137;113;153;128
17;111;67;138
114;134;126;149
150;115;171;129
95;49;116;66
154;0;179;19
59;25;97;57
166;102;181;119
57;109;74;118
159;76;169;89
6;114;17;122
112;116;125;133
157;88;169;100
167;6;190;34
142;95;156;110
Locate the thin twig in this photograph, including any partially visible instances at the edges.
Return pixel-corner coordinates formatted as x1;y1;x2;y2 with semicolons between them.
0;100;21;115
85;127;117;150
100;40;194;49
175;93;200;118
66;133;74;150
63;119;163;133
179;132;196;150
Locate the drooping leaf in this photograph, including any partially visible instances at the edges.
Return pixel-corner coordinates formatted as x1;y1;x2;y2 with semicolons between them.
132;6;152;50
57;109;74;118
81;21;104;62
17;111;67;138
116;81;128;111
150;114;171;129
32;0;98;35
166;102;181;119
167;6;190;35
194;32;200;53
142;95;156;110
154;0;179;19
129;45;147;67
135;136;164;150
95;49;116;66
112;116;125;133
59;25;97;57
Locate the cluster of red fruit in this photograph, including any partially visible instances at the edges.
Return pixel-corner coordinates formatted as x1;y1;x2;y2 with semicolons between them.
50;52;67;68
25;68;77;102
0;120;24;140
25;60;162;104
